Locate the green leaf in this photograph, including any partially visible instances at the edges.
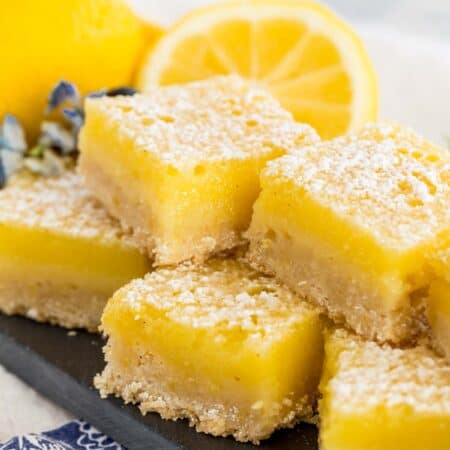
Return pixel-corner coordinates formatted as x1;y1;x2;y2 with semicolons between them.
28;144;46;158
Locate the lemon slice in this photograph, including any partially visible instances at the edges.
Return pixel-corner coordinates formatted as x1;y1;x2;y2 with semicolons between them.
137;0;377;139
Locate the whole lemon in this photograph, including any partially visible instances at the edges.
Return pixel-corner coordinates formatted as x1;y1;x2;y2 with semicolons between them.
0;0;161;138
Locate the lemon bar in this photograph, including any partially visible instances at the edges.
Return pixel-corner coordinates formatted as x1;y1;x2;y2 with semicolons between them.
0;170;150;331
79;75;318;265
247;123;450;343
94;258;323;443
428;247;450;361
319;329;450;450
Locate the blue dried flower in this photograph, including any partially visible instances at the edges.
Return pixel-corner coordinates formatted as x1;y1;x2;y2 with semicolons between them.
24;148;66;177
63;107;85;131
0;114;27;187
0;81;139;189
0;114;27;154
46;81;80;113
39;121;77;155
0;148;24;179
0;157;6;188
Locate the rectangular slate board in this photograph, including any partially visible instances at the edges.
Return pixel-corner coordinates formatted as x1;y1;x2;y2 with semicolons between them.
0;315;318;450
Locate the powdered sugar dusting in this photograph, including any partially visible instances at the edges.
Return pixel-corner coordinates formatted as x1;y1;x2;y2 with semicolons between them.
0;170;139;247
267;122;450;250
85;75;318;169
114;258;317;340
328;330;450;414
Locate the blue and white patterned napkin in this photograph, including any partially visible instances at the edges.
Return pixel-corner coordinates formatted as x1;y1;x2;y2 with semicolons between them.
0;421;123;450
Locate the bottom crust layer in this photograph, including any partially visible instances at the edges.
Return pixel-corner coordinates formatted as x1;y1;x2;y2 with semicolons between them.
0;278;106;332
246;224;428;344
95;339;314;444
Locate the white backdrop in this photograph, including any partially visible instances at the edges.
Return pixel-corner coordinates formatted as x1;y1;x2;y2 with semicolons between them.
132;0;450;38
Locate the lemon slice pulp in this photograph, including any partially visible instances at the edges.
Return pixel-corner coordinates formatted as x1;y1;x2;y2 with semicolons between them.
138;0;378;139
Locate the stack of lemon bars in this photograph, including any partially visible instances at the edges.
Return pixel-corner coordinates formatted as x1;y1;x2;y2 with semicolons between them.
0;76;448;449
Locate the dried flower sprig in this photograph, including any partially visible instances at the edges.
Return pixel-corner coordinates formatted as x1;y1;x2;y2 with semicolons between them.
0;80;137;188
46;80;81;114
0;114;28;187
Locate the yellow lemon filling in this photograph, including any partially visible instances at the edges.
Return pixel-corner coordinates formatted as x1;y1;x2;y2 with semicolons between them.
79;75;318;265
319;330;450;450
0;170;149;330
95;258;324;443
247;123;450;343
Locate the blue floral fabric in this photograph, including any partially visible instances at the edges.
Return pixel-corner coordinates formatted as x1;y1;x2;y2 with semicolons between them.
0;421;123;450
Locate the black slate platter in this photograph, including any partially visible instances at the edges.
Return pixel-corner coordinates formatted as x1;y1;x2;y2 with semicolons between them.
0;314;318;450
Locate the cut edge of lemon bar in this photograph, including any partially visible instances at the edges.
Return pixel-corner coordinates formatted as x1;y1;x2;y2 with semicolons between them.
246;122;450;343
0;170;150;331
79;75;318;266
319;329;450;450
428;246;450;362
94;258;324;443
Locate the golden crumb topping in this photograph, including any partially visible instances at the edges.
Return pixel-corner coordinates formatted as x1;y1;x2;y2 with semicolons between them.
0;170;137;247
85;75;318;169
327;330;450;414
114;258;316;339
266;123;450;250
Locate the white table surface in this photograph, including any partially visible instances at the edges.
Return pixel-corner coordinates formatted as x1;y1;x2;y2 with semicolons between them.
1;0;449;442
